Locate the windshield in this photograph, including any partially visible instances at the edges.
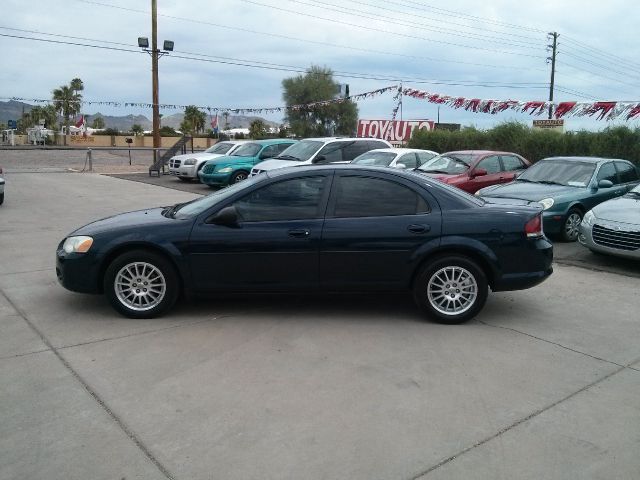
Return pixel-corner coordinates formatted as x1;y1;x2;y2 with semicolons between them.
175;175;266;217
518;159;596;187
417;153;473;174
351;151;396;166
231;143;262;157
276;140;324;161
205;142;234;154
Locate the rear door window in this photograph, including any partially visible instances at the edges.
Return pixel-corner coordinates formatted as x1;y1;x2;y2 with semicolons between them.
332;175;429;218
501;155;526;172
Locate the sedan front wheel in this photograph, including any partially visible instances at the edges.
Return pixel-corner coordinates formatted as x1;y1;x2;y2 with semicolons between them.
104;250;179;318
562;208;583;242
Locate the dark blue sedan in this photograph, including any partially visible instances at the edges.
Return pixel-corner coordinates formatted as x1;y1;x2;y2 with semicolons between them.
56;165;553;324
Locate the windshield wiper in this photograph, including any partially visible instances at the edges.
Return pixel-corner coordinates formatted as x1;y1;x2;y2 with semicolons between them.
537;180;564;186
275;154;300;161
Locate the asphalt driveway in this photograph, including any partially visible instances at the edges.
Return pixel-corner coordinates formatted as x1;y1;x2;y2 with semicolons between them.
0;171;639;480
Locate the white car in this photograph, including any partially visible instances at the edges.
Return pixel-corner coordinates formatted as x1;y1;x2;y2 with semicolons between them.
250;137;392;176
351;148;439;169
168;140;249;181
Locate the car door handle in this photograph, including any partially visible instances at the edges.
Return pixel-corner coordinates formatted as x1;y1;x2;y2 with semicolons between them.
288;228;310;238
407;224;430;234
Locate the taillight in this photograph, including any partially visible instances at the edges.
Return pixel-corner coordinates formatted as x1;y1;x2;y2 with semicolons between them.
525;214;543;238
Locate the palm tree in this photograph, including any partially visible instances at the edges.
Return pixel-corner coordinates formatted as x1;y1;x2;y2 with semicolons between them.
183;106;205;134
53;84;82;145
70;78;84;96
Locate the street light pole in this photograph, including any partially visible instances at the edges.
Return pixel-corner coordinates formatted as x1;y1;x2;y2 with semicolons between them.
151;0;160;164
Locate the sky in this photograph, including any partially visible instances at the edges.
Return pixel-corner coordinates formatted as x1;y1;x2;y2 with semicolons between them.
1;0;639;131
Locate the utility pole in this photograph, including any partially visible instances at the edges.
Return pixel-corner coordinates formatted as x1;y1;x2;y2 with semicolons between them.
547;31;559;119
151;0;160;164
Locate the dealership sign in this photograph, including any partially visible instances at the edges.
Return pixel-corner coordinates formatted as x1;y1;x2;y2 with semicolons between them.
532;119;565;131
357;119;434;142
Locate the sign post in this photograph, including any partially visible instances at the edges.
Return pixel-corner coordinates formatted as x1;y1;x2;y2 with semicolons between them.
125;138;133;165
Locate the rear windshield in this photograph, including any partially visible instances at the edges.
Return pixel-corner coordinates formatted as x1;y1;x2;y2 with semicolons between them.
205;142;234;154
351;151;396;166
417;153;474;174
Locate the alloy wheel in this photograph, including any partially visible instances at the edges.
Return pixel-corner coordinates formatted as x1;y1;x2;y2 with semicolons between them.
427;266;478;316
114;262;166;312
564;212;582;241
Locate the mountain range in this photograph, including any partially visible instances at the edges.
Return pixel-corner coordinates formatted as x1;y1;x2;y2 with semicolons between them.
0;100;280;131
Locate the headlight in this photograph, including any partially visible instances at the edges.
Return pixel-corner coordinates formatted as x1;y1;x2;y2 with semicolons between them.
183;159;197;166
539;198;555;210
583;210;596;226
63;236;93;254
217;166;233;173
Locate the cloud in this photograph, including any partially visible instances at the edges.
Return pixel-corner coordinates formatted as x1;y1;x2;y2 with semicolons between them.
1;0;639;130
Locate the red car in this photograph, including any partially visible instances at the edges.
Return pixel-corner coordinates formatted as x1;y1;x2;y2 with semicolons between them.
416;150;530;194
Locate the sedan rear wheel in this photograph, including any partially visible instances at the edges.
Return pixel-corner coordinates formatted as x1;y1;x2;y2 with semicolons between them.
413;255;488;324
562;208;583;242
104;250;179;318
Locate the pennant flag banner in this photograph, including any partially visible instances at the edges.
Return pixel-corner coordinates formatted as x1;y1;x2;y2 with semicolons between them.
3;85;397;116
401;88;640;121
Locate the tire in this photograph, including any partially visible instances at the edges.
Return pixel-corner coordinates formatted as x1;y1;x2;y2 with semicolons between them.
104;250;179;319
413;255;488;324
178;177;191;182
0;193;4;205
229;171;249;184
561;208;583;242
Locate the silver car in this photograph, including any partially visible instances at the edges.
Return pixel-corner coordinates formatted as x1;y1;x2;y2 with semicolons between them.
578;184;640;259
168;140;248;181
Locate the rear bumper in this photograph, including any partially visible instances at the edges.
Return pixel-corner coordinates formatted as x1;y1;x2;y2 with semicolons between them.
492;237;554;291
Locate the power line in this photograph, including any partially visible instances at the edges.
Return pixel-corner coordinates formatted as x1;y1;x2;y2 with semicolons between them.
562;35;640;71
560;49;640;79
557;60;639;89
240;0;544;58
554;85;597;101
0;32;549;89
75;0;545;72
288;0;542;48
313;0;543;42
371;0;547;34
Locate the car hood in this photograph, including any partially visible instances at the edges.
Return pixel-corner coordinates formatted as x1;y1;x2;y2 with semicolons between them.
71;207;183;236
206;154;255;165
253;159;303;171
479;182;581;201
592;195;640;224
171;152;224;161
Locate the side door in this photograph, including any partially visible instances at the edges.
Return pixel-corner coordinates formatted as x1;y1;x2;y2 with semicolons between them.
614;161;640;192
499;154;527;183
188;174;331;292
320;172;441;290
467;155;503;192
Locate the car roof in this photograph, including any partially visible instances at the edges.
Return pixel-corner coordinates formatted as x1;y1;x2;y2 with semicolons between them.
265;163;428;180
246;138;297;145
444;150;520;156
299;137;388;142
538;156;631;164
362;148;438;154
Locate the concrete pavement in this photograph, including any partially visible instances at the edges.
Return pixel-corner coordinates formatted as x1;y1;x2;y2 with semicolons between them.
0;171;639;480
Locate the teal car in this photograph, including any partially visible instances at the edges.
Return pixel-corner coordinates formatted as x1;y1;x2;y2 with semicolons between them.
477;157;640;241
198;139;297;187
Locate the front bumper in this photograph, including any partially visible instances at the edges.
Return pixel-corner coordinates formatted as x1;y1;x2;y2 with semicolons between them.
168;164;197;179
56;247;102;294
578;221;640;260
199;172;231;186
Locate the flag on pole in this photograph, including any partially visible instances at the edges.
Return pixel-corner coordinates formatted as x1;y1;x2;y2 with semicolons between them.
211;113;219;133
75;115;85;128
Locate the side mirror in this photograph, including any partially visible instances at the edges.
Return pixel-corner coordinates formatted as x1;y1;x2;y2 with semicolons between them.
598;179;614;189
312;155;327;164
396;162;407;169
472;168;488;178
206;205;240;227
